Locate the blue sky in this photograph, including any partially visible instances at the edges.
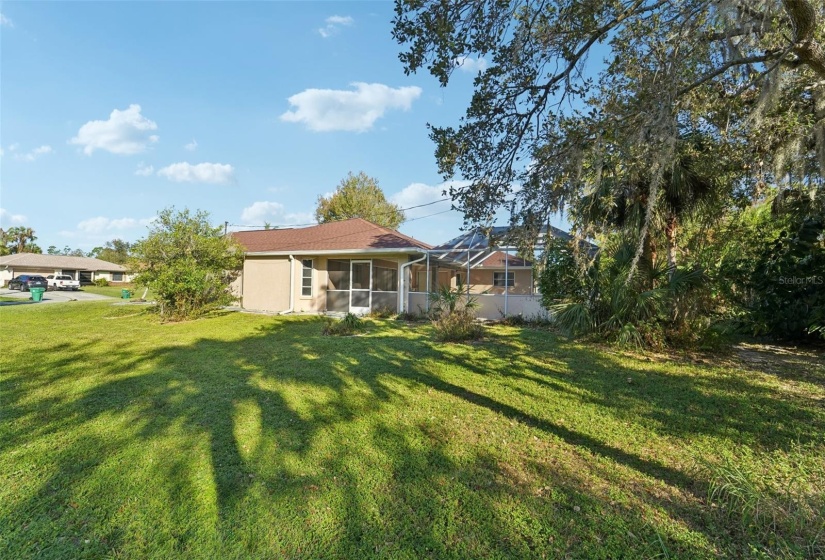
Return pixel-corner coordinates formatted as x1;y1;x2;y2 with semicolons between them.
1;1;564;250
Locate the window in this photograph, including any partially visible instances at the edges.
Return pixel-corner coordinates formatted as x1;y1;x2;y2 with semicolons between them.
301;259;313;297
112;272;123;282
493;272;514;287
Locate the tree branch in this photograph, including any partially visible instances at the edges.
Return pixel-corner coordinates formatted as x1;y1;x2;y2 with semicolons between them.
677;53;778;97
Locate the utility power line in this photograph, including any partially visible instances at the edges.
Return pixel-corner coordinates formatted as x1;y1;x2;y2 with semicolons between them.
228;197;453;230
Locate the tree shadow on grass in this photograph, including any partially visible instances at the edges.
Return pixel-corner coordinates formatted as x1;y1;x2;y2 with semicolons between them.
3;318;821;558
435;328;825;451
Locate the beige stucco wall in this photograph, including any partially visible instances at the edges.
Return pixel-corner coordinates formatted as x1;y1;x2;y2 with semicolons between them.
409;265;452;292
94;271;132;283
241;257;291;312
408;265;533;295
293;256;327;313
241;254;410;313
465;268;533;295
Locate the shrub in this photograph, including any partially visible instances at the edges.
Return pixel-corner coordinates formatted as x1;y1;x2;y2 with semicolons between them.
94;278;110;287
368;306;396;319
717;194;825;341
428;280;483;342
545;237;712;349
499;313;527;326
432;308;484;342
130;207;243;321
396;311;425;322
496;313;553;327
323;312;364;336
428;280;479;317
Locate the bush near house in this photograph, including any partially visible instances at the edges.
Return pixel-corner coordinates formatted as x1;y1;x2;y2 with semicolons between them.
130;208;244;321
429;281;483;342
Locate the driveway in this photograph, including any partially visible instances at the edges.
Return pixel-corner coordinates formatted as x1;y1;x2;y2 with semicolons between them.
0;288;118;305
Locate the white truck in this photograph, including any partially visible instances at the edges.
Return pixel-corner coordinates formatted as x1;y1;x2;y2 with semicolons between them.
46;274;81;291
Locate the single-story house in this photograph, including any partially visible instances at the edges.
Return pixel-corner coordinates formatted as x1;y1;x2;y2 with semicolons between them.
0;253;131;286
232;218;556;319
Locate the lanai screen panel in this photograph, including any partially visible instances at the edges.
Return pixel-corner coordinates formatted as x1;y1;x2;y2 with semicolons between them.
327;259;350;312
372;259;398;312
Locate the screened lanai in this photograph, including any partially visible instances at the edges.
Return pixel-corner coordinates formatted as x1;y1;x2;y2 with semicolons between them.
403;226;573;318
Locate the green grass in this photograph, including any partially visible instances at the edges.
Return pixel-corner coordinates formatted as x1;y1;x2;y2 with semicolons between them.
80;284;154;299
1;303;823;559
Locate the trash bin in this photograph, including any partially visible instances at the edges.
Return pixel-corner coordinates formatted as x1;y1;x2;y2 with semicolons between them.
121;289;131;299
30;287;46;302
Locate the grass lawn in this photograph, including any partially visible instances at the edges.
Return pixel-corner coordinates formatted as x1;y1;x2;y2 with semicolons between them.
79;284;154;300
1;303;823;559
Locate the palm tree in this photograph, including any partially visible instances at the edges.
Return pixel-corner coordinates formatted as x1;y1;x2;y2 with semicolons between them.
577;134;718;278
6;226;36;253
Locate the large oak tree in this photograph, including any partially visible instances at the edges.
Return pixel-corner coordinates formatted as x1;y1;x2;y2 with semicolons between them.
394;1;825;260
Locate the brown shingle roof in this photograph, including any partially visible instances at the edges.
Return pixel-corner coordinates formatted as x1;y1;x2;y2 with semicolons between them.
232;218;432;253
0;253;127;271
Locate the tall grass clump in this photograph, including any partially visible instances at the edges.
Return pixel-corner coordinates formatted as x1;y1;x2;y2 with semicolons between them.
323;312;365;336
702;446;825;558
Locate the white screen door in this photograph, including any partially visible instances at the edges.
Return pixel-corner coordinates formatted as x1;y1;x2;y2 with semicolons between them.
349;261;371;315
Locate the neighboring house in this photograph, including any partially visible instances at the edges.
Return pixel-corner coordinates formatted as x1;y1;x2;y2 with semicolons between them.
0;253;131;286
232;218;570;319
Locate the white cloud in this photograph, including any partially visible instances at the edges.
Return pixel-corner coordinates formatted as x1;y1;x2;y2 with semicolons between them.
240;201;284;223
77;216;154;234
326;15;354;26
184;139;198;151
8;143;19;152
0;208;28;225
240;201;313;226
70;104;159;155
0;13;13;28
391;181;467;218
318;15;354;38
456;56;488;73
0;147;4;157
157;162;234;184
14;145;53;162
280;82;422;132
135;162;154;176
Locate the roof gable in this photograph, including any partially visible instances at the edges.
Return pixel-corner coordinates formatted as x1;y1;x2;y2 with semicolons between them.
232;218;432;253
477;251;532;268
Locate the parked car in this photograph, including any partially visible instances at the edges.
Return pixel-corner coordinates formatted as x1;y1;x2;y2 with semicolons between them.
46;274;81;291
8;275;49;292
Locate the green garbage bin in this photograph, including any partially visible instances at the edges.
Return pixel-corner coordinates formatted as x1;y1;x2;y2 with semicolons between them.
30;287;46;302
121;289;131;299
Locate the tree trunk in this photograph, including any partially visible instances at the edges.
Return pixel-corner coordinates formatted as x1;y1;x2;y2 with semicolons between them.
782;0;825;79
665;212;678;279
